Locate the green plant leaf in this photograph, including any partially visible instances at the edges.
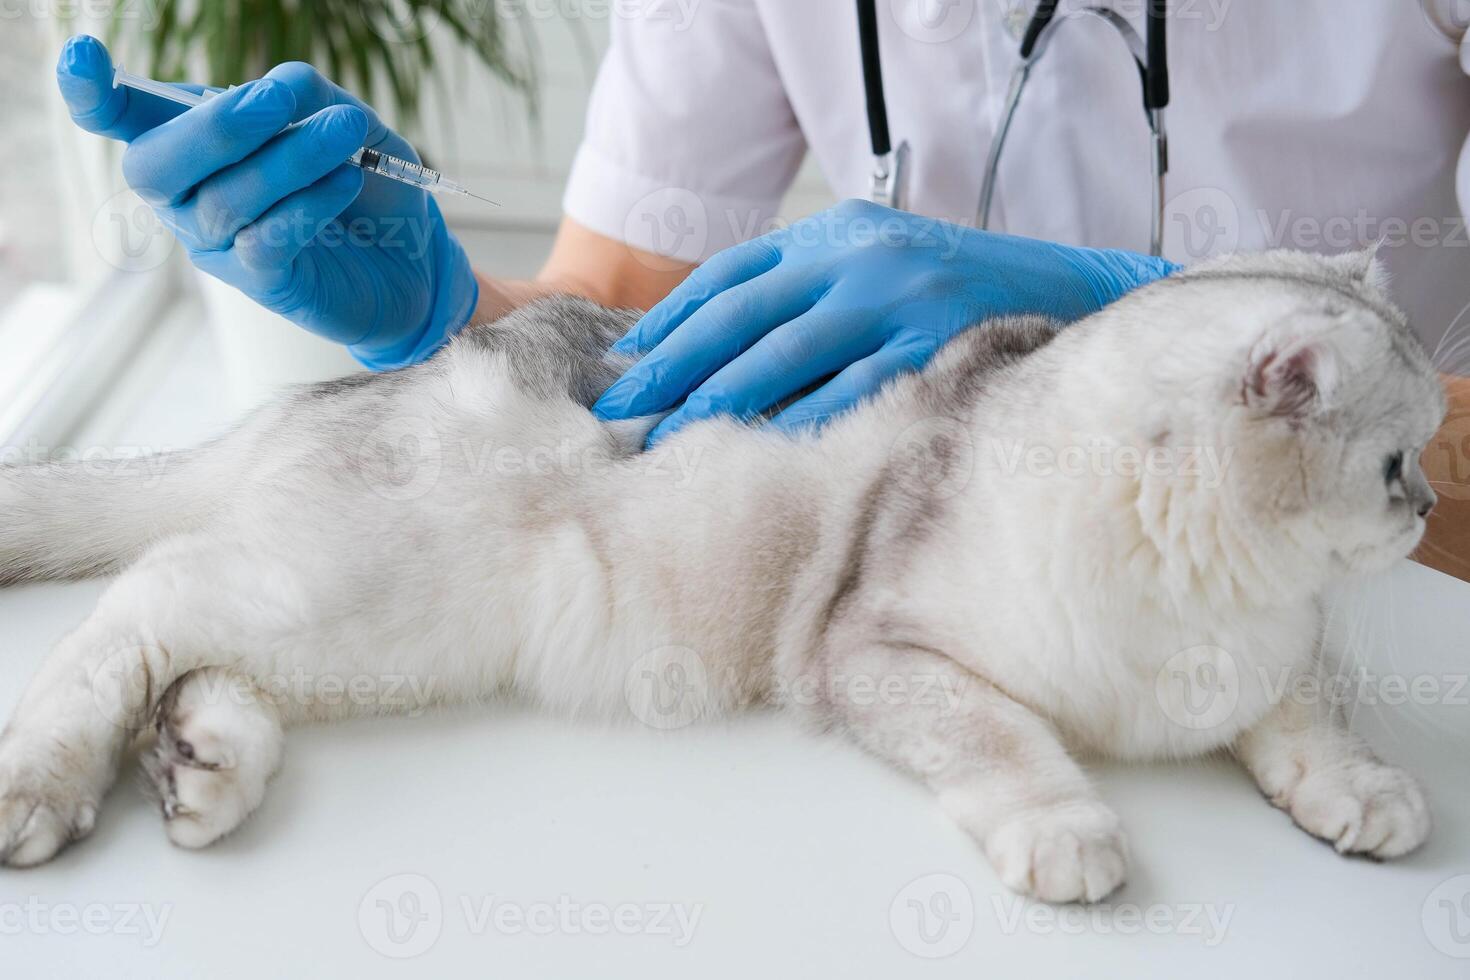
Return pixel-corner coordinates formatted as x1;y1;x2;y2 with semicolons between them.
108;0;540;134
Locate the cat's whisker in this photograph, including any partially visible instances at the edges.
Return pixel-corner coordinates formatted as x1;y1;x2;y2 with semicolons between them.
1430;346;1470;374
1429;338;1470;368
1428;303;1470;365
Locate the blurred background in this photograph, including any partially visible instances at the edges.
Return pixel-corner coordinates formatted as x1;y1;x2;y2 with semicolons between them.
0;2;831;455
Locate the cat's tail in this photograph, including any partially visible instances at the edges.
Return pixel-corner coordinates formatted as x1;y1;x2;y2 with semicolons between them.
0;447;217;585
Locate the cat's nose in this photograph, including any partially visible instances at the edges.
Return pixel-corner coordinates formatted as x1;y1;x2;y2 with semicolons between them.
1417;496;1436;519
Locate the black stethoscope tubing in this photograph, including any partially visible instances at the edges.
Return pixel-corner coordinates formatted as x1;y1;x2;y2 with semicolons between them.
1021;0;1170;111
857;0;1171;143
855;0;1171;253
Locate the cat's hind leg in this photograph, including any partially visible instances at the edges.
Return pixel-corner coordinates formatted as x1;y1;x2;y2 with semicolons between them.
793;636;1127;904
140;667;283;849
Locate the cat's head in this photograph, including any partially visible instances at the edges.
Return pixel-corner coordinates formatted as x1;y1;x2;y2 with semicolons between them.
1134;249;1445;584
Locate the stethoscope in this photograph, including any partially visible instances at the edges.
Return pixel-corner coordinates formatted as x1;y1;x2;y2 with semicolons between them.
1422;0;1470;43
858;0;1171;256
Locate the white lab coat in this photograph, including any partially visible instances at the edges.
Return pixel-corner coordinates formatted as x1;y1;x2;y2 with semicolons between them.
562;0;1470;347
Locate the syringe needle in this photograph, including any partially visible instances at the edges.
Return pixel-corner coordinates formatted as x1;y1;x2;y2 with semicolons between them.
463;189;502;207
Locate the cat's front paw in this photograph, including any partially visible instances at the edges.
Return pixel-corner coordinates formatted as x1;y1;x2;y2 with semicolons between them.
984;801;1128;903
1283;760;1430;859
0;740;102;867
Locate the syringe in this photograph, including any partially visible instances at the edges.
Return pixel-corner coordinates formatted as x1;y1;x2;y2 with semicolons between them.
112;65;498;206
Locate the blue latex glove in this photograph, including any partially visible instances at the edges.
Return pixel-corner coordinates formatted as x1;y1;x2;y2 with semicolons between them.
593;199;1179;444
56;35;477;370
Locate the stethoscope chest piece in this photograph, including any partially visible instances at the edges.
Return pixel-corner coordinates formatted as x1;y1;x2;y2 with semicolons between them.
869;141;911;210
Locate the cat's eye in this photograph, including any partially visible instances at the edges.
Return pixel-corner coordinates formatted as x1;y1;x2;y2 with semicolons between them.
1384;451;1404;484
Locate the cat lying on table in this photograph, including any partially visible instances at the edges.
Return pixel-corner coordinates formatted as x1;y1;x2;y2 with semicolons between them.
0;249;1441;903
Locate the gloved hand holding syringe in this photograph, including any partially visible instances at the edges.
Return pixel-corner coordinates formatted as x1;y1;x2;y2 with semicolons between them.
58;34;486;370
111;64;497;206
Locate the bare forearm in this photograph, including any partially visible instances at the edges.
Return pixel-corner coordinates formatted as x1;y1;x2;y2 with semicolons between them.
1414;375;1470;582
470;274;569;324
469;217;694;324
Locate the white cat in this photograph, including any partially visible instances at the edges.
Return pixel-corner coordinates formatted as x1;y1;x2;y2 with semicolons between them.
0;248;1443;904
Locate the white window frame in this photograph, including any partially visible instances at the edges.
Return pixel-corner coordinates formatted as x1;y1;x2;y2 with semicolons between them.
0;17;181;449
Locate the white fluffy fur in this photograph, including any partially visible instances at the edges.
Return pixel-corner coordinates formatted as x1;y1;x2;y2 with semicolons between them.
0;245;1445;903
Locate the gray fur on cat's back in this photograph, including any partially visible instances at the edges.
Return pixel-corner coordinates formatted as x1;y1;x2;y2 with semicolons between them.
455;296;641;406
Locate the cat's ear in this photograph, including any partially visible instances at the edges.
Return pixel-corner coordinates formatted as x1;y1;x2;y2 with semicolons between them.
1323;245;1389;292
1244;330;1340;419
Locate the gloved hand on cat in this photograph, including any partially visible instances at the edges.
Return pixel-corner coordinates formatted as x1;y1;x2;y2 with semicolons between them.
56;36;1171;418
593;199;1179;444
56;35;477;370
